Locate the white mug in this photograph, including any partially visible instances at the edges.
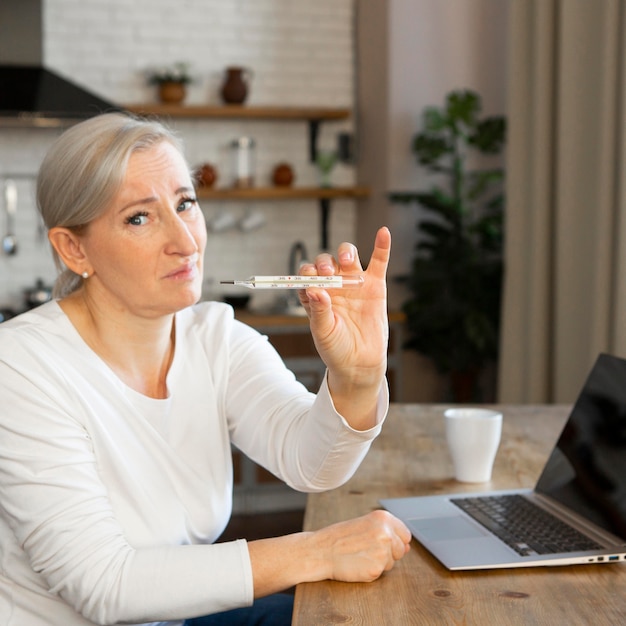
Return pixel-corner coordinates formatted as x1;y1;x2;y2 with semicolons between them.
444;408;502;483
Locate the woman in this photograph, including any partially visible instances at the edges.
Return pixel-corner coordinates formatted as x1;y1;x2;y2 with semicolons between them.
0;113;410;626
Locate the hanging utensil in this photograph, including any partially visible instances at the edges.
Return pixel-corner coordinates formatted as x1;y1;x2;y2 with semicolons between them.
2;179;18;255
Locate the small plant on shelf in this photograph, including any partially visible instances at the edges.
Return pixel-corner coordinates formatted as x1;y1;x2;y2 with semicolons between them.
147;62;193;85
315;151;338;187
146;62;193;104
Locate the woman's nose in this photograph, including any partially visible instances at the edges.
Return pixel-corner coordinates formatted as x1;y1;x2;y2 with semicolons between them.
166;214;200;254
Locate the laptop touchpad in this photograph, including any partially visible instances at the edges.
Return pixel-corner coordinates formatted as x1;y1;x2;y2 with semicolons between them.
409;516;488;541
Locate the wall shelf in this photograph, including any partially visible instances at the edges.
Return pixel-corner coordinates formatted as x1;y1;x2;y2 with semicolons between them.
195;186;369;201
124;103;350;121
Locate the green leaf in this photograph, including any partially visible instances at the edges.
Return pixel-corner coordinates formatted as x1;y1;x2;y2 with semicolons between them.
412;133;451;165
468;117;506;153
446;90;481;127
423;107;447;132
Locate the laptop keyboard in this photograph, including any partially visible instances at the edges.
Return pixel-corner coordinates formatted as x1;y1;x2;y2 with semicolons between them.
451;494;603;556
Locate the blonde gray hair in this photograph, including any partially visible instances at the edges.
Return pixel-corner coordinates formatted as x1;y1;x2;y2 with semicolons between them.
37;112;186;298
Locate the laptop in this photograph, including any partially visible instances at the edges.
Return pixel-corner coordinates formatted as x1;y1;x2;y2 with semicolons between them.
381;353;626;570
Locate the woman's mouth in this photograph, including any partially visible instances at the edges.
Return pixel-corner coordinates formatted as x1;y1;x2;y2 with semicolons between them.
165;263;199;281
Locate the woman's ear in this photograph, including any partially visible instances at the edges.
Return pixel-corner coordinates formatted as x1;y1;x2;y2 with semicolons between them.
48;227;90;276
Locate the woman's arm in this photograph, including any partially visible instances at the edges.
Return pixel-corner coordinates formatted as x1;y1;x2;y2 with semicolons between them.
224;320;388;493
298;227;392;431
248;509;411;598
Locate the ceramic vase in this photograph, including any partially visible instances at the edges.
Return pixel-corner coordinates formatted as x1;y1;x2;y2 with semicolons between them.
220;67;251;105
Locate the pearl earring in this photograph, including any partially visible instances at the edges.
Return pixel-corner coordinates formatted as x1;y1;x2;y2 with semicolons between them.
81;271;89;279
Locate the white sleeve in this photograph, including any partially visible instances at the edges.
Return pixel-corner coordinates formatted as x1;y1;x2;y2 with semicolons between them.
224;319;389;492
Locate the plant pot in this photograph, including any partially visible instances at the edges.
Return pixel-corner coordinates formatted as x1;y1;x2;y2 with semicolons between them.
158;81;187;104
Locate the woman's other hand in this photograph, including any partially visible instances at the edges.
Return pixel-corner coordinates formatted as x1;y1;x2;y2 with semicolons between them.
248;510;412;598
311;509;412;583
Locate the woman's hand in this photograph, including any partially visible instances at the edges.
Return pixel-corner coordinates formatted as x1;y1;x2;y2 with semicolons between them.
298;227;391;428
248;510;412;598
310;509;412;583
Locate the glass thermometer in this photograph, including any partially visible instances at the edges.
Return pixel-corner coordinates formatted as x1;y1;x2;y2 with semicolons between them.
220;274;364;289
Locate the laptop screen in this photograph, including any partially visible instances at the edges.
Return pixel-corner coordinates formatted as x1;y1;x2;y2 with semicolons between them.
535;353;626;541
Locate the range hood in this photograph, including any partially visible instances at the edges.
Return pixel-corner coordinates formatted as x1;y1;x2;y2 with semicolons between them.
0;0;120;127
0;64;121;127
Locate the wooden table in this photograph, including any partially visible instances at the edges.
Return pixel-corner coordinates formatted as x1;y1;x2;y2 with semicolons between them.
293;404;626;625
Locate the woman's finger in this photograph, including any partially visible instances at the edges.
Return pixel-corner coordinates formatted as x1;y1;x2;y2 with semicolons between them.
364;226;391;280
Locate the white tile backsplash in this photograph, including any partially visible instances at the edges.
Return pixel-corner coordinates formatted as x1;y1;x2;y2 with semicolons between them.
0;0;356;309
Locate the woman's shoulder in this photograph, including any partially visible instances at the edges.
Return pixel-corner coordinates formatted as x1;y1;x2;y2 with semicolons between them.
0;301;67;345
0;301;83;379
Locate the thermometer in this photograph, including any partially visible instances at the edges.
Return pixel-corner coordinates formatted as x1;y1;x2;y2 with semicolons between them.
220;274;364;289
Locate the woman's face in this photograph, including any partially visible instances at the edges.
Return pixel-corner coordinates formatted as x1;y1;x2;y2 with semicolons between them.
80;140;207;317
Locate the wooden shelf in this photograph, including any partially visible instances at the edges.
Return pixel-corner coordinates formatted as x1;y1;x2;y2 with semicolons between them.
195;186;370;201
124;104;351;121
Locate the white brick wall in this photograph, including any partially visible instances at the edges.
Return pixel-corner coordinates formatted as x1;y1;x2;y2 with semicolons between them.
0;0;356;309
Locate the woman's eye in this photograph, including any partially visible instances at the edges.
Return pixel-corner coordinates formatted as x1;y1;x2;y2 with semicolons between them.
177;197;197;213
126;212;149;226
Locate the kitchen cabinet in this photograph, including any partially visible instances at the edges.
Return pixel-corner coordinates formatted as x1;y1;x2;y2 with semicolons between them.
124;103;370;248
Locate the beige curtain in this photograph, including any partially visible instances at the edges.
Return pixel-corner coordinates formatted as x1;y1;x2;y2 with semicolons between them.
499;0;626;403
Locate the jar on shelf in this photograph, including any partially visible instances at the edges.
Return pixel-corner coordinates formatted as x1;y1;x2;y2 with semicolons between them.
220;67;252;105
196;163;218;188
231;137;256;188
272;162;295;187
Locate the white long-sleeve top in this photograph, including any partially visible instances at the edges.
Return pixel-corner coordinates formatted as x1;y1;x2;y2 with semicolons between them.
0;301;387;626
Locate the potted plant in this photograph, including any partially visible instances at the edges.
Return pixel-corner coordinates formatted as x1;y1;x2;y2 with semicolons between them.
390;89;506;401
315;150;339;187
147;62;193;104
